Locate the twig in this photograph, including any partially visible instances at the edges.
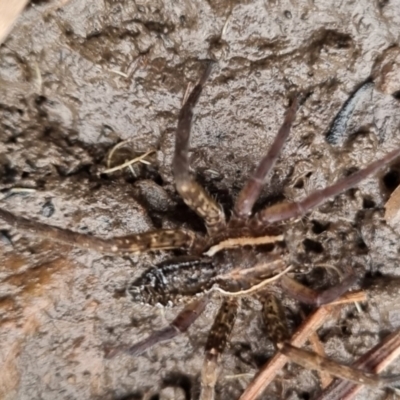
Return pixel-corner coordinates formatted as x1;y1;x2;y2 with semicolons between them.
309;331;333;388
239;291;366;400
101;149;155;174
316;329;400;400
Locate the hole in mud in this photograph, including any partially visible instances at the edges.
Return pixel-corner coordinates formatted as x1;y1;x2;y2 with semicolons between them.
303;238;324;253
341;324;350;334
362;197;375;209
35;95;47;106
311;220;330;234
356;237;368;253
284;10;292;18
383;170;400;192
294;178;304;189
392;90;400;100
162;372;192;400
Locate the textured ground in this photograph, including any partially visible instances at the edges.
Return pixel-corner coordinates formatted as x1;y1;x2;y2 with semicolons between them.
1;0;400;399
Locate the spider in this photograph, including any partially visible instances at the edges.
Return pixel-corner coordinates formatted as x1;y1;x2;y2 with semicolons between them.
1;64;400;399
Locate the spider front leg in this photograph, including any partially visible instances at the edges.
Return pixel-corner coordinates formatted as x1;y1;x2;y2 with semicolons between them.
201;298;239;400
0;208;197;254
255;147;400;224
234;96;298;219
173;64;226;234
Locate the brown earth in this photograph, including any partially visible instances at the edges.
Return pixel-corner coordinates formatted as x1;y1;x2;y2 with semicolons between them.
1;1;400;399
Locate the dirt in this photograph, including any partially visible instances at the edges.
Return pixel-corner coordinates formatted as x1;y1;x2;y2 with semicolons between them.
1;0;400;399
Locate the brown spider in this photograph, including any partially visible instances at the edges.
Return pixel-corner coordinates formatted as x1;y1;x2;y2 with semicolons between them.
1;64;400;399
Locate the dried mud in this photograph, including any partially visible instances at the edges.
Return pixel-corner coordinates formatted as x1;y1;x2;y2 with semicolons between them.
1;1;400;399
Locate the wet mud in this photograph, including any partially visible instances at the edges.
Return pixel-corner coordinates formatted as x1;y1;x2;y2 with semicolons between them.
1;0;400;399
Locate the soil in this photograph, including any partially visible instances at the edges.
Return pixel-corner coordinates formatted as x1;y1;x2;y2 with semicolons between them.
1;1;400;399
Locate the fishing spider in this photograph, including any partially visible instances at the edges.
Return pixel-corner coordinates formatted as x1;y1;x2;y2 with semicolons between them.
1;64;400;399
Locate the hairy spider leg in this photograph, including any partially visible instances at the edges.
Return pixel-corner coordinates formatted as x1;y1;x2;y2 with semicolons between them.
105;296;209;358
261;292;290;344
0;208;196;254
200;297;239;400
173;63;226;234
234;97;298;219
262;271;358;345
280;272;358;306
256;147;400;224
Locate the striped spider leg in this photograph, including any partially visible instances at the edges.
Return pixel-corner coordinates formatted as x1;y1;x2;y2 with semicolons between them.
173;62;226;235
0;208;198;255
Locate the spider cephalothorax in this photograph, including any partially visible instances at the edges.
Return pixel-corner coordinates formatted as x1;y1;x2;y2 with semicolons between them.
1;64;400;399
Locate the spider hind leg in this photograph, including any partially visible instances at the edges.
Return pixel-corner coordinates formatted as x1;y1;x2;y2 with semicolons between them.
200;298;238;400
280;271;358;306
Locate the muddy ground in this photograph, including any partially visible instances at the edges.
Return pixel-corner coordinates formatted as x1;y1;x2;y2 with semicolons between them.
1;0;400;399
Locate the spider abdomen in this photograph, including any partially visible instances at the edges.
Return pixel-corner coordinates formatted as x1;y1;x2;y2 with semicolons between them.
127;256;217;306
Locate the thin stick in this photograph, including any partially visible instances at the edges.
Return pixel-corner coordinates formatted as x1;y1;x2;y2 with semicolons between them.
239;291;366;400
8;188;37;194
278;343;400;387
101;149;155;174
316;329;400;400
309;331;333;388
107;139;132;168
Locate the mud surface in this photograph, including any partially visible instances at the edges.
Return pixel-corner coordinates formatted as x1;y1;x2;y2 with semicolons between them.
1;1;400;399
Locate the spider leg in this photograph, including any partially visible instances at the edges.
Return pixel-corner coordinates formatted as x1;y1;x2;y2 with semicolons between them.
0;208;197;254
200;298;238;400
234;97;298;219
105;296;209;358
280;272;358;306
173;63;226;234
255;147;400;224
261;292;290;344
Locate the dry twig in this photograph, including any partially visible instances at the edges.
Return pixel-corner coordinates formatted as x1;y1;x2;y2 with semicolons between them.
239;291;367;400
316;329;400;400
